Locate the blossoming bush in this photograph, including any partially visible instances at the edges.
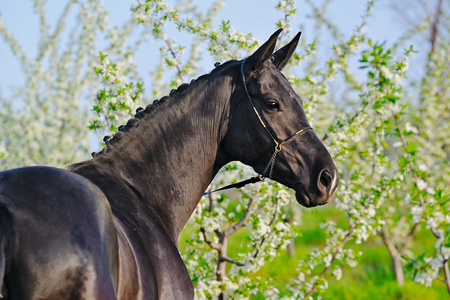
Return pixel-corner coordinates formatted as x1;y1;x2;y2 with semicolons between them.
1;0;449;299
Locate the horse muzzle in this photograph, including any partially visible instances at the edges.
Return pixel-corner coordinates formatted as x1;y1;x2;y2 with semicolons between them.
294;168;339;207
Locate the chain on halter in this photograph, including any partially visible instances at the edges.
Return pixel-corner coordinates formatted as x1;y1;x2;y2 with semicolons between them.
203;58;313;195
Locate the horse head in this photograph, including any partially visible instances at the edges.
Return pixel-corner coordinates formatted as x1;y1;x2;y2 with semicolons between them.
222;29;339;207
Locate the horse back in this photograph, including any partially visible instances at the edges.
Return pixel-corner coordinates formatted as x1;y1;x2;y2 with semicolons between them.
0;166;118;299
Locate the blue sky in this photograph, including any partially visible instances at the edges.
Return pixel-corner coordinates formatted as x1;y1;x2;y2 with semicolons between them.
0;0;422;100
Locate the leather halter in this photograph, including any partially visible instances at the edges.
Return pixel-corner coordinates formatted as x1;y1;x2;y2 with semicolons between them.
203;59;312;195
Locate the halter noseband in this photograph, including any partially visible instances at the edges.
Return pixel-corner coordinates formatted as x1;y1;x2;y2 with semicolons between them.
203;58;313;195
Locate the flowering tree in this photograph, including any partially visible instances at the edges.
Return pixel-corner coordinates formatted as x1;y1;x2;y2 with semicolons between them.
1;0;449;299
0;0;97;168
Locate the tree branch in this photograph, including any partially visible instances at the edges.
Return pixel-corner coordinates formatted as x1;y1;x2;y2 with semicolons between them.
223;197;255;238
304;225;355;299
400;222;419;254
219;255;245;267
164;39;184;83
444;260;450;294
200;227;221;251
379;230;399;255
430;0;443;53
392;112;441;239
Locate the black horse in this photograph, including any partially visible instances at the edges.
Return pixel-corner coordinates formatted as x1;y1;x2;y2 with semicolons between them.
0;30;338;299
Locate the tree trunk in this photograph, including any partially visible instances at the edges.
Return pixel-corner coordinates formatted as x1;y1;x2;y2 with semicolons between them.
288;239;295;257
217;235;228;299
380;231;405;286
391;251;405;286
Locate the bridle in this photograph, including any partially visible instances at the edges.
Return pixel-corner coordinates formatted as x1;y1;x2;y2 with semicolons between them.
203;58;313;195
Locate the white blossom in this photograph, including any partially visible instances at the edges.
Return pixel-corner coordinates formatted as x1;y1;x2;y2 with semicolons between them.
405;122;419;134
416;178;428;190
332;266;343;281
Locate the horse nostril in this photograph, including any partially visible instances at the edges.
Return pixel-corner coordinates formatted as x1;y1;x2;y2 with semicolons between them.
318;170;332;192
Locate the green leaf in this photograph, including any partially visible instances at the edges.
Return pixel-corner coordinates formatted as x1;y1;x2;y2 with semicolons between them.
99;51;107;61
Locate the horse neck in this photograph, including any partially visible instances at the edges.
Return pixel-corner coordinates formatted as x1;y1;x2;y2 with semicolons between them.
93;72;235;244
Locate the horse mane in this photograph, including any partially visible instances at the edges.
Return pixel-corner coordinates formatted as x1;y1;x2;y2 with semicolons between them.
88;60;237;160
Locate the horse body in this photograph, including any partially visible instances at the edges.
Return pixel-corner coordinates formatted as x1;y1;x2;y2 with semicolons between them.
0;30;339;299
0;167;118;299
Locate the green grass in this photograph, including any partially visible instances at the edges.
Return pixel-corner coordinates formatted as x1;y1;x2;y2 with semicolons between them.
179;205;449;299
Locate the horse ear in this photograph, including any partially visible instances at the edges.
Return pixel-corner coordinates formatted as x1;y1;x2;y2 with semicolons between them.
245;29;282;71
270;32;301;70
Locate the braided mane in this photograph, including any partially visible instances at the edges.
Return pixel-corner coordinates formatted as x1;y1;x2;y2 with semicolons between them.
91;61;235;158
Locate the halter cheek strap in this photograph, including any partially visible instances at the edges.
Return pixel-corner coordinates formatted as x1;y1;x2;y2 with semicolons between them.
240;58;312;179
240;58;278;144
203;58;313;195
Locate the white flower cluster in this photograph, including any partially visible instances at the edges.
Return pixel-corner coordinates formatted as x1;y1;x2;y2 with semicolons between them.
91;50;144;132
182;161;301;298
0;0;113;168
132;0;258;62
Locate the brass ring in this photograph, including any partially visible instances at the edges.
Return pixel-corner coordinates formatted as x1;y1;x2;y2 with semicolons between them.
275;143;283;152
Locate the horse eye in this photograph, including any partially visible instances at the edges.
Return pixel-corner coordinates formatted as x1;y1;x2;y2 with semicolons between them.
266;100;279;110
